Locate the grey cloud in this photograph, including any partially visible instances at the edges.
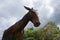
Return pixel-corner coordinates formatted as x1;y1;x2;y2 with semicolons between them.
50;0;60;25
0;0;26;18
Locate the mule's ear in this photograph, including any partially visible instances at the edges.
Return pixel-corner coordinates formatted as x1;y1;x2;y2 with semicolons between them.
24;6;31;10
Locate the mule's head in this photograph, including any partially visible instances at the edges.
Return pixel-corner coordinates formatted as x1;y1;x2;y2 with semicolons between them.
24;6;41;27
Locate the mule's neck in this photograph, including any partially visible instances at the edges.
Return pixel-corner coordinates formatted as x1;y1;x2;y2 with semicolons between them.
18;13;30;30
7;13;30;33
15;13;30;32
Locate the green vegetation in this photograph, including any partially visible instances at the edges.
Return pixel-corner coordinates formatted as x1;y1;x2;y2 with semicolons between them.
23;21;60;40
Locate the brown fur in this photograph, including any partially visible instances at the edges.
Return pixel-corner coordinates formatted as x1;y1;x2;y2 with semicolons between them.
2;6;40;40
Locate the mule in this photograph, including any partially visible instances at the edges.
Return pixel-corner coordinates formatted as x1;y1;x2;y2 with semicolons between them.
2;6;40;40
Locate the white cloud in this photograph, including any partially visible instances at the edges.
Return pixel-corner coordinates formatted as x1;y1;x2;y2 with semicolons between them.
46;6;54;18
22;0;34;8
43;0;54;18
39;0;54;18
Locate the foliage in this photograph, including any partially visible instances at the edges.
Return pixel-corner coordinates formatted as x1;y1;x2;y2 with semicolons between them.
23;21;60;40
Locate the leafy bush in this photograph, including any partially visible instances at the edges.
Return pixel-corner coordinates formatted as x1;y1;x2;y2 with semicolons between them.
23;21;60;40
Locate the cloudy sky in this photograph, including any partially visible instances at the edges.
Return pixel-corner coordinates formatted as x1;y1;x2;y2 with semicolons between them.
0;0;60;39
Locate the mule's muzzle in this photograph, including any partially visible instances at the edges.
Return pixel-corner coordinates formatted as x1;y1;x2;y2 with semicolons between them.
34;22;40;27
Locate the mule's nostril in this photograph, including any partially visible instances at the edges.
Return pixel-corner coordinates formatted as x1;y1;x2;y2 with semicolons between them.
37;22;40;24
34;22;40;27
39;22;41;25
37;22;40;25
